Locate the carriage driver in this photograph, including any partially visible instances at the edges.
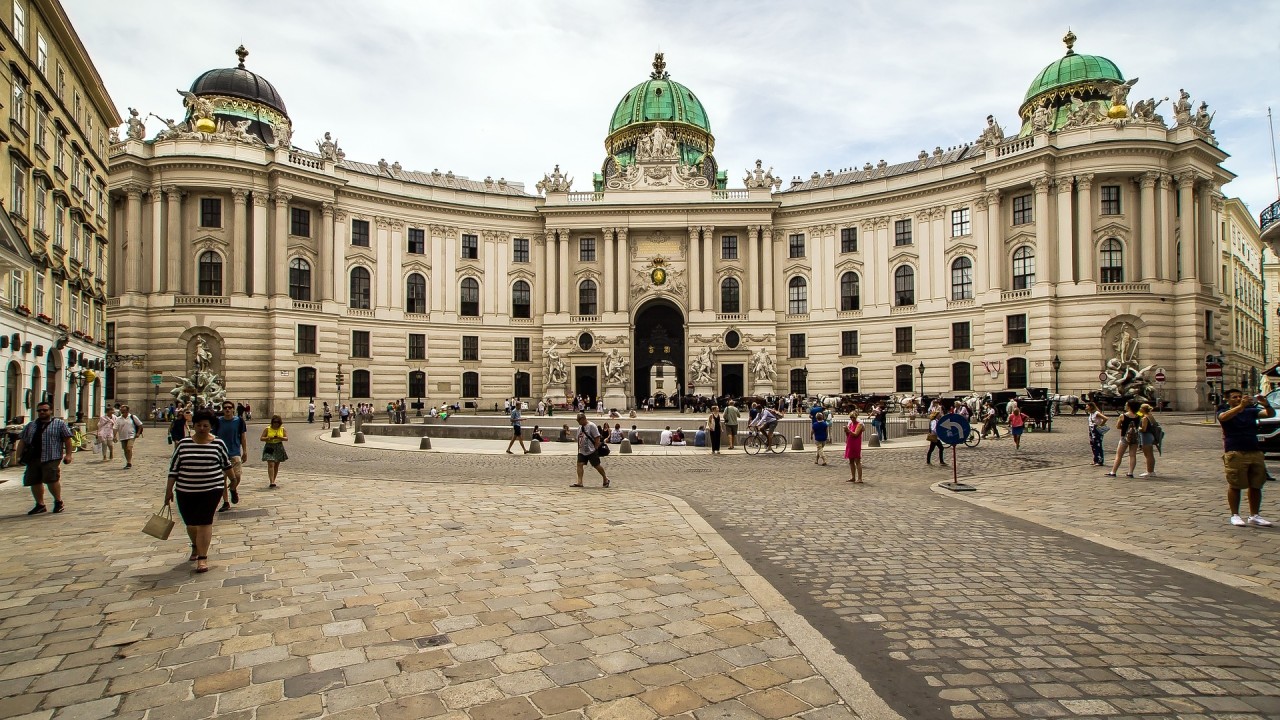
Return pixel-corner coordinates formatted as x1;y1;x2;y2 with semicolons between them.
748;403;780;447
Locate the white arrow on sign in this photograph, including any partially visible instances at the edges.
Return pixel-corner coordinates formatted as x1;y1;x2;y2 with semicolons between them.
939;419;965;437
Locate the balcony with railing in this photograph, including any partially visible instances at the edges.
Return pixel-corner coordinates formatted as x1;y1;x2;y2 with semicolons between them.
570;315;600;324
1097;282;1152;294
716;313;747;322
346;307;374;318
292;300;322;311
1261;198;1280;248
175;295;230;306
1000;289;1032;301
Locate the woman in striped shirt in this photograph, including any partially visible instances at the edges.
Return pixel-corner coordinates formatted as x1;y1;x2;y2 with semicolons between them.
165;410;233;573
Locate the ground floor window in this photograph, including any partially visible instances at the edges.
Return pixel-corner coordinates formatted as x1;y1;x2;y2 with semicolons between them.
408;371;426;398
790;368;807;395
462;371;480;398
514;371;530;398
297;367;316;398
895;364;914;392
842;367;859;394
352;369;370;398
951;362;971;392
1007;358;1027;389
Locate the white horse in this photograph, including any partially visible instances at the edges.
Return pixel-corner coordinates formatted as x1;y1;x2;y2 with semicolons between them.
1051;394;1081;415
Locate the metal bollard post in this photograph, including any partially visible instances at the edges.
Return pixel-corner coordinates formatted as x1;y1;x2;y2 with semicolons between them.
528;439;541;454
354;432;365;444
620;438;632;454
791;435;804;451
338;422;347;433
330;428;340;438
866;430;881;448
419;436;432;450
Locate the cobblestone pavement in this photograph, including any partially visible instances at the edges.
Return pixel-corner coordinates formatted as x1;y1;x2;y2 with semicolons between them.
0;414;1277;720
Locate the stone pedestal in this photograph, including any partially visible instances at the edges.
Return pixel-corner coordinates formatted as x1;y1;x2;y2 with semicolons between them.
603;385;629;413
752;381;775;396
693;383;715;397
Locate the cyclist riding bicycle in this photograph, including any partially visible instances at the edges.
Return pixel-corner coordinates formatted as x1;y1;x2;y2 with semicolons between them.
748;404;779;447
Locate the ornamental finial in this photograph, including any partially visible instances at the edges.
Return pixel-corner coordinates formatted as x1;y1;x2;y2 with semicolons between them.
235;44;249;69
1063;29;1077;55
650;52;669;80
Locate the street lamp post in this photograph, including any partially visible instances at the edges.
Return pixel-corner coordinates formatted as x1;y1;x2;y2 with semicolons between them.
1052;354;1062;396
335;364;346;427
917;361;925;398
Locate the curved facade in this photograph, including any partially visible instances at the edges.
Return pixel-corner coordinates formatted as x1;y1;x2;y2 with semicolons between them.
107;42;1241;415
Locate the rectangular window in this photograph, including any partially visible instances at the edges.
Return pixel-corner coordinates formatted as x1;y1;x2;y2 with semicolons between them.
350;218;370;247
788;233;805;258
11;78;26;129
513;337;530;362
296;324;316;354
53;200;64;246
1205;310;1214;342
54;130;65;170
840;227;858;253
297;368;317;398
894;219;912;246
34;104;46;148
10;164;26;217
952;363;972;392
789;333;806;359
1012;194;1033;224
951;207;971;237
512;237;529;263
841;330;859;357
1006;314;1028;345
408;333;426;360
51;282;59;319
12;2;24;48
32;275;43;316
461;233;478;259
200;198;222;228
721;235;738;260
462;335;479;361
579;237;596;262
952;321;971;350
895;327;913;354
32;181;44;232
352;370;370;399
351;330;370;358
106;321;115;352
1100;185;1121;215
55;64;64;99
841;367;859;394
36;33;46;75
291;207;311;237
407;227;425;254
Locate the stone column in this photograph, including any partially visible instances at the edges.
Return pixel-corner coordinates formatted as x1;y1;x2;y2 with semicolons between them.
537;233;551;316
482;230;497;313
1177;172;1197;281
762;227;776;311
1160;174;1177;281
701;225;715;314
745;225;758;312
443;228;457;313
164;187;184;293
973;201;990;292
333;210;348;305
602;227;615;313
1032;176;1053;286
430;224;446;311
915;214;933;303
806;226;823;311
250;193;269;296
495;233;508;316
231;189;249;295
1074;175;1094;282
986;191;1004;290
824;225;838;309
124;186;143;294
319;203;334;301
148;188;163;294
376;217;392;309
616;228;629;314
1139;172;1159;282
1055;177;1074;284
557;229;570;314
270;193;291;296
687;226;701;311
1199;188;1217;289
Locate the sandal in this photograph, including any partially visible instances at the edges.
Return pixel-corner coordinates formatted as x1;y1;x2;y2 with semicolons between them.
569;483;584;488
1104;472;1117;477
603;479;610;488
195;556;209;573
189;545;198;562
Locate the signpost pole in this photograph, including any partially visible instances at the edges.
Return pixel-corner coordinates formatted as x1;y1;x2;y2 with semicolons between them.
936;412;976;492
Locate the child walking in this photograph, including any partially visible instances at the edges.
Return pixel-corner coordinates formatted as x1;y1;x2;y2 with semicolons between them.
812;411;830;465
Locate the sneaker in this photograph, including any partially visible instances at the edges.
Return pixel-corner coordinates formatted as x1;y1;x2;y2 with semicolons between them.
1247;515;1273;527
219;502;231;513
1138;472;1151;478
52;501;64;514
230;488;239;505
27;504;47;515
124;463;132;469
1231;514;1248;527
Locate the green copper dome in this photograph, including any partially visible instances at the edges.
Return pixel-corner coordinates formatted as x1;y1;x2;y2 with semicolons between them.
1023;31;1124;103
608;54;710;134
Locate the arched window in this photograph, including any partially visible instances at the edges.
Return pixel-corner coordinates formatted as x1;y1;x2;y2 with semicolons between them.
352;369;370;398
460;277;479;316
894;266;914;306
296;367;316;398
721;277;740;314
197;251;222;296
951;362;971;392
950;257;973;300
1099;238;1124;284
895;364;914;392
840;272;860;311
513;371;531;398
405;273;426;314
578;279;598;316
787;276;808;315
1012;246;1035;289
462;371;480;398
289;258;311;301
1007;357;1028;389
511;280;531;319
841;367;859;394
349;267;371;309
789;368;807;395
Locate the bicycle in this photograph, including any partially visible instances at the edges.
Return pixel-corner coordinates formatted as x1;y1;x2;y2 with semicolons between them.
744;427;787;455
964;428;982;448
69;427;90;453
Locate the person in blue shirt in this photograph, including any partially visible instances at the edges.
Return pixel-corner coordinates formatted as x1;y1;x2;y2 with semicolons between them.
812;411;831;466
1218;388;1274;527
214;401;248;511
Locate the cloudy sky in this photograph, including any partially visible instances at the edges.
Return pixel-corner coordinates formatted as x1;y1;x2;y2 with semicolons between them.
66;1;1280;215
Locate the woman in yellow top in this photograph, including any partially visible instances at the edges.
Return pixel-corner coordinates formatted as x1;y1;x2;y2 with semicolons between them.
259;414;288;488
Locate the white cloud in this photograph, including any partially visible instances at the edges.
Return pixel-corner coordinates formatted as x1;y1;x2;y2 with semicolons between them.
67;0;1280;212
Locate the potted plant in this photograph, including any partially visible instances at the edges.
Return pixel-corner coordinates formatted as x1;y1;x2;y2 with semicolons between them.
35;313;51;323
16;305;31;316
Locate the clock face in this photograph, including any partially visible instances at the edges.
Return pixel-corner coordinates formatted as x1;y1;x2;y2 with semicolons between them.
651;267;667;285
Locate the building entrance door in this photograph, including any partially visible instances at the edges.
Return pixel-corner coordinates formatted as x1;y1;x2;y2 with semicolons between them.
5;361;18;422
633;300;684;406
721;363;744;398
574;366;598;406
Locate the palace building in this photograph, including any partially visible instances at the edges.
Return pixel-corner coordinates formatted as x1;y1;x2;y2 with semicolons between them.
106;33;1246;414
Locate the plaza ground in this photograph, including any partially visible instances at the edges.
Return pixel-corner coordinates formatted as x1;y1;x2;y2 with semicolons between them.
0;414;1276;719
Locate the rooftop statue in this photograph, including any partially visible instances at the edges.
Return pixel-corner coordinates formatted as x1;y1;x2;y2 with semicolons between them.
1030;103;1052;133
536;164;573;194
316;131;344;161
979;114;1005;149
125;108;146;141
636;124;679;162
1131;96;1167;124
744;159;781;190
1173;89;1192;125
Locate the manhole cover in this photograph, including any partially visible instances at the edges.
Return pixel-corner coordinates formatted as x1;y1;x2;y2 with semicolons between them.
414;634;451;649
500;558;534;569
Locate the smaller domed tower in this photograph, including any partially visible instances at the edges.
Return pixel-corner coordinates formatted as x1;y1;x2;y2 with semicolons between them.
1018;30;1126;136
182;45;291;145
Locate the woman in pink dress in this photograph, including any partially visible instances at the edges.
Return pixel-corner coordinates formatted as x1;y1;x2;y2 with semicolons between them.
844;410;864;483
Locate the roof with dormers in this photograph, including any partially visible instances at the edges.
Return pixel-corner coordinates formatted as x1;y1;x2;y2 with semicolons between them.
337;160;533;197
778;145;983;193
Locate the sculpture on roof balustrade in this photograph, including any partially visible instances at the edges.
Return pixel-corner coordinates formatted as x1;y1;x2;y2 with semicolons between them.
536;164;573;194
744;160;781;190
316;131;345;161
979;115;1005;149
125;108;146;141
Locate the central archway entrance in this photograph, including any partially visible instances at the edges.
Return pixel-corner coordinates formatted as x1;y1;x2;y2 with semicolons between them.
633;299;685;407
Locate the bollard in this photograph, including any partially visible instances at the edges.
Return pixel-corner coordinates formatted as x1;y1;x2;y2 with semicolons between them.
354;432;365;444
528;439;541;454
331;428;340;438
338;422;347;432
620;438;632;454
419;436;432;450
792;435;804;451
866;430;881;448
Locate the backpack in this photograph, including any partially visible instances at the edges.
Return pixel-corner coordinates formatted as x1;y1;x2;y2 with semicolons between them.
131;415;142;432
1148;417;1164;454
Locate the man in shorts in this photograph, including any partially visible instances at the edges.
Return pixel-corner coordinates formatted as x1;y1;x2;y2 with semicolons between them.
14;402;73;514
114;404;143;469
570;412;609;488
722;400;740;450
215;401;249;511
1218;388;1274;527
505;403;527;454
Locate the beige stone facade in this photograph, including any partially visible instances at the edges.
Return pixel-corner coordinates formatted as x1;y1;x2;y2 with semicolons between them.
1220;198;1265;393
1;0;118;422
107;42;1247;415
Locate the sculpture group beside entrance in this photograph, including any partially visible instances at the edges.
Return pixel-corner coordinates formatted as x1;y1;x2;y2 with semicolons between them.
1094;325;1157;403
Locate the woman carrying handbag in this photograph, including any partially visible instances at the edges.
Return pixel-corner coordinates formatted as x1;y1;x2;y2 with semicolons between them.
165;410;233;573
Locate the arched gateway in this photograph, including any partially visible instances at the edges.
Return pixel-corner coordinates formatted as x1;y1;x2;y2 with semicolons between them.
632;300;684;407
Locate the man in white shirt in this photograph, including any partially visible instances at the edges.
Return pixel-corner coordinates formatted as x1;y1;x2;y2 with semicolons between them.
659;427;673;446
113;404;143;469
570;412;609;488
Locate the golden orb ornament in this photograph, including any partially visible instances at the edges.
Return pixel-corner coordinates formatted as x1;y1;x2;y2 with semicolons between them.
1107;103;1128;119
194;117;217;133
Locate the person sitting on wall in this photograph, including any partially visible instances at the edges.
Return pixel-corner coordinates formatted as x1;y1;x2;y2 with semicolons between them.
530;425;546;442
628;425;644;444
660;427;673;446
557;424;572;442
609;424;624;443
671;428;686;446
694;425;706;447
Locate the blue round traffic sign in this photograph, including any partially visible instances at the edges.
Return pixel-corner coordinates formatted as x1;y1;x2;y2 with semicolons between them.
935;413;971;446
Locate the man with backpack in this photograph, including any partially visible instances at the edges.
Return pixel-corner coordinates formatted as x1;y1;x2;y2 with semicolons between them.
113;404;144;469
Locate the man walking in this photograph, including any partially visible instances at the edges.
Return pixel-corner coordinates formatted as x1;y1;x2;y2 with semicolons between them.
307;399;316;424
215;401;249;511
723;400;740;450
570;412;609;488
1218;388;1274;527
505;402;527;454
114;404;143;469
14;402;73;514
